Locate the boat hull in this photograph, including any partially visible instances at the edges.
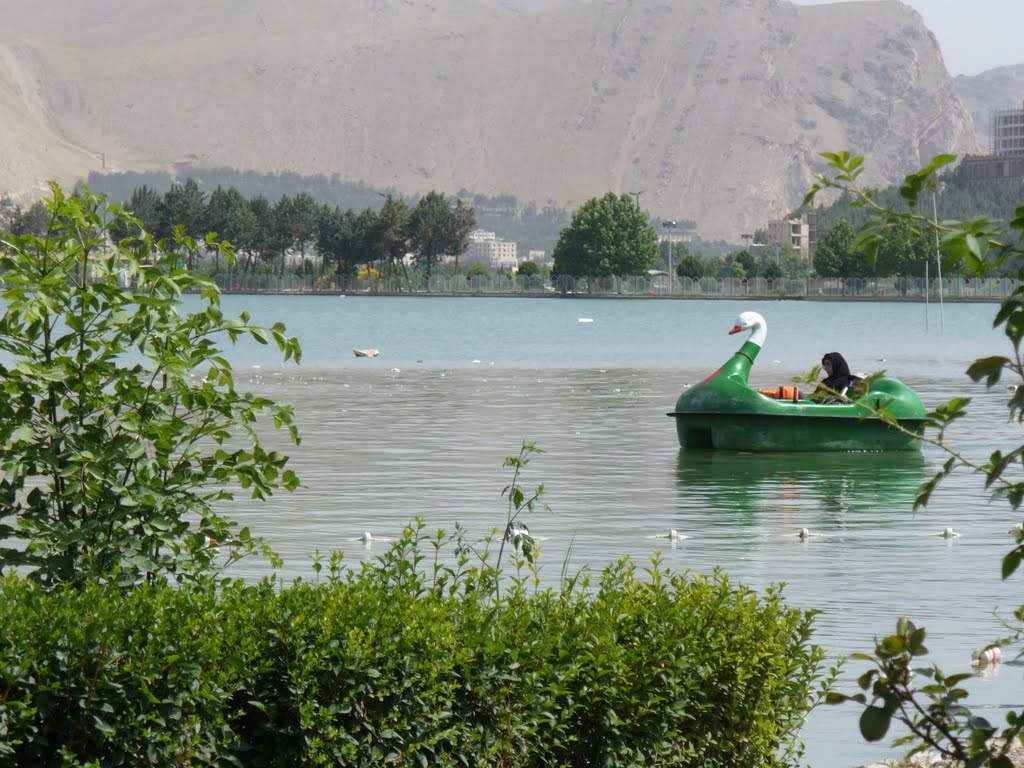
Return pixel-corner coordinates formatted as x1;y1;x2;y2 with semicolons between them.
671;372;927;452
670;410;925;451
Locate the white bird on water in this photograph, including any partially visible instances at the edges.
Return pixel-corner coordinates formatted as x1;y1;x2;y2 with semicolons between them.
972;646;1002;666
653;529;687;541
797;528;826;541
938;527;960;539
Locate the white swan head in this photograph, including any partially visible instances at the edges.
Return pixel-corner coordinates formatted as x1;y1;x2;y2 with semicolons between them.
729;311;767;348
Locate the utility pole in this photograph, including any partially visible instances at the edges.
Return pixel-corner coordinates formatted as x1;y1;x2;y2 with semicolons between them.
663;220;677;294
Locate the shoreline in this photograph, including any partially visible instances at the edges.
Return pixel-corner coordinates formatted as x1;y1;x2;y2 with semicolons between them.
215;289;1005;303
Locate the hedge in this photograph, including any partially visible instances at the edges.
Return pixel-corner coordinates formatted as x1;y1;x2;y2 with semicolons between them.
0;524;828;767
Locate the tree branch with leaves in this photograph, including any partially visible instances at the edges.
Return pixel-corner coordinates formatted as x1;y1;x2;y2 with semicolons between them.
805;151;1024;767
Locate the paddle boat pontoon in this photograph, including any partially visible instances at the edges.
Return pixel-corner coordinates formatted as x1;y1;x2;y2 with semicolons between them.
668;311;927;451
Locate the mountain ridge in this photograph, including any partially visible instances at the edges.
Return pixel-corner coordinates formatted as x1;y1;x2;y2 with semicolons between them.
0;0;984;240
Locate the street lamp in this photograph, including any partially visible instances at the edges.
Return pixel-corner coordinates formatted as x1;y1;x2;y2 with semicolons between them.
629;191;643;209
662;220;677;294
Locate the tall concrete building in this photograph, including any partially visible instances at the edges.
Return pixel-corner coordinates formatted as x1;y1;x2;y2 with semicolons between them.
991;101;1024;157
766;212;818;260
960;99;1024;187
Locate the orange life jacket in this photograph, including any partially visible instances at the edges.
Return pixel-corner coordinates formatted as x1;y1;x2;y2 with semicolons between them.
756;385;801;402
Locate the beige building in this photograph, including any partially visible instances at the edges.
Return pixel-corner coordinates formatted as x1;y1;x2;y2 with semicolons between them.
766;212;818;260
464;229;518;269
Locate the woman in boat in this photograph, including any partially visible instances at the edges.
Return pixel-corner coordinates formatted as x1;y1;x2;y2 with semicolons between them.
812;351;853;402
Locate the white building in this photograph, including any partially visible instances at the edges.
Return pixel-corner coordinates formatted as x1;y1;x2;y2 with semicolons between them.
464;229;519;269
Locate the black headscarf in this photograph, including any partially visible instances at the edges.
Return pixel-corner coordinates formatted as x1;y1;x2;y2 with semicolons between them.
821;351;852;394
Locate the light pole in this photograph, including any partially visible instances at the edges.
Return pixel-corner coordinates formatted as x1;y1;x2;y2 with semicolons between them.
629;191;643;209
663;219;677;293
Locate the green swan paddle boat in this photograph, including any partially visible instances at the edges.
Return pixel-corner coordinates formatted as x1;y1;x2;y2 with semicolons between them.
669;311;927;451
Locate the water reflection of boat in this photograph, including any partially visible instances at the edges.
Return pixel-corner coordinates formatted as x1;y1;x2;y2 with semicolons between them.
669;311;926;451
675;449;926;516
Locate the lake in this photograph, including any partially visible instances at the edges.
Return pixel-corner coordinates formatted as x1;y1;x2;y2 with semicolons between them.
204;294;1022;768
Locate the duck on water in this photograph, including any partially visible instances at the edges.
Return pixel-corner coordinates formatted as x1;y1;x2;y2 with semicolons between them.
668;311;926;452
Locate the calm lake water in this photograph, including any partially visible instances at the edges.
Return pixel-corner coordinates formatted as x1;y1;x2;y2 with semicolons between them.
204;295;1021;768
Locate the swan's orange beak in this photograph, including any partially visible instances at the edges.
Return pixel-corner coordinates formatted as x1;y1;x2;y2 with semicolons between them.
729;325;743;335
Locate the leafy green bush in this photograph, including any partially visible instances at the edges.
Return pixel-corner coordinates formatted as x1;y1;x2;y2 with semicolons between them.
0;522;828;767
0;183;301;589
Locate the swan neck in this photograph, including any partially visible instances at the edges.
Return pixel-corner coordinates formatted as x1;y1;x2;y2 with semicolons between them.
747;322;767;348
724;340;761;385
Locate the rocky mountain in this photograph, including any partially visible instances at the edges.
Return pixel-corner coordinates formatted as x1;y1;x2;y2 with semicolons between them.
0;0;977;240
955;64;1024;154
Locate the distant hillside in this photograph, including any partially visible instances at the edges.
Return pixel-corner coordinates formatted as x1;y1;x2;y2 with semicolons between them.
955;64;1024;152
1;0;976;241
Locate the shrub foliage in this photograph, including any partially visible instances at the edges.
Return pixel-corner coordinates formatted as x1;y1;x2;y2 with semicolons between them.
0;183;301;589
0;522;827;767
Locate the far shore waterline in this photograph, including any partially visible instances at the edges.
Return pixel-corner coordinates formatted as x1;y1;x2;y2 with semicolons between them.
204;272;1017;303
214;288;1004;303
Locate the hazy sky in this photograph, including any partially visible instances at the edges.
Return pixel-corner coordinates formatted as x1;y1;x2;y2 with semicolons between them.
793;0;1022;77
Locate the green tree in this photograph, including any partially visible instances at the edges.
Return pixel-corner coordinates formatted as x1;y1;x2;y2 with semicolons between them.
517;260;541;279
763;260;784;281
778;247;812;280
204;186;253;274
373;195;412;289
126;185;162;230
676;252;706;279
552;193;658;279
271;192;321;277
0;184;302;589
813;219;858;277
734;249;758;277
409;191;476;290
9;201;50;237
0;195;16;232
873;217;932;279
317;206;379;288
806;151;1024;767
317;205;351;283
158;179;206;267
243;194;274;275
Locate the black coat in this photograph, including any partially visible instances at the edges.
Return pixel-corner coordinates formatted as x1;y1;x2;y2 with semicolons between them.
820;351;852;395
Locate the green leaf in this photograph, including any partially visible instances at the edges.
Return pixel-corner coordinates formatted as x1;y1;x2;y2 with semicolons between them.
1001;548;1022;580
859;705;891;742
248;327;270;345
966;357;1009;387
